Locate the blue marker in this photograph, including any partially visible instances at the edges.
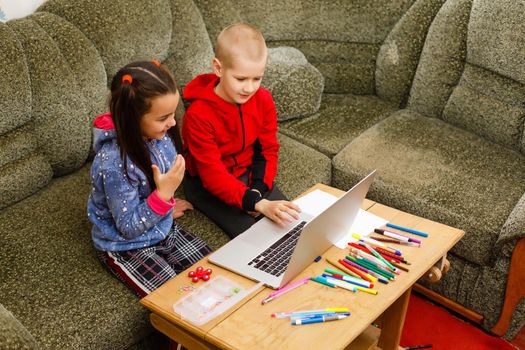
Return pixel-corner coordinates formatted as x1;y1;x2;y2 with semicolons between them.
291;314;349;325
290;312;350;321
386;223;429;238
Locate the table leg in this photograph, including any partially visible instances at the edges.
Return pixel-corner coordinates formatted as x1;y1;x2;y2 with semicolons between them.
150;313;220;350
377;288;411;350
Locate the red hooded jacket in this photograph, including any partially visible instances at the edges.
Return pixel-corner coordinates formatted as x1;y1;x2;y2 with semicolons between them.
182;74;279;211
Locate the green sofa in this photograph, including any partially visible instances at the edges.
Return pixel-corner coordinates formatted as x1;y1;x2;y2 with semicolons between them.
0;0;523;349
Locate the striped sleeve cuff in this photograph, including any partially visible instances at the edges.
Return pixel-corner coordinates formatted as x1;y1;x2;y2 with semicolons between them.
146;190;176;215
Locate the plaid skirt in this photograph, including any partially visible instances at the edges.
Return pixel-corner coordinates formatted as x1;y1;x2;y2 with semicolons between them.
97;224;212;298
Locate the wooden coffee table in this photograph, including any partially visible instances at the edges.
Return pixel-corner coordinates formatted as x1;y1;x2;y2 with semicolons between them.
140;184;464;349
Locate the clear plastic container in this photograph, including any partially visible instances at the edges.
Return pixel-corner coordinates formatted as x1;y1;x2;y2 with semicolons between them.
173;276;256;326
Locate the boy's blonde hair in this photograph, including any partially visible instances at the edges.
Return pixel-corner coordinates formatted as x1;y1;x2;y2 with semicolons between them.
215;23;267;68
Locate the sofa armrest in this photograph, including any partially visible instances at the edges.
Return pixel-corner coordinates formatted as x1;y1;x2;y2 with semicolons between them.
263;47;324;121
496;192;525;257
0;304;40;350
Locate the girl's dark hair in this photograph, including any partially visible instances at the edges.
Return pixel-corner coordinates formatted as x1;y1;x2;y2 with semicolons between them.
109;60;181;189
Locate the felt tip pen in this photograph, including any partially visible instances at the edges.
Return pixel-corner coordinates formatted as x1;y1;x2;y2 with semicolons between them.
323;268;369;284
291;314;349;325
373;237;420;247
290;311;351;321
351;233;402;256
375;229;422;245
272;308;349;318
326;273;379;294
363;243;396;272
322;276;357;292
323;270;373;288
386;223;429;237
325;258;363;279
310;276;336;288
261;276;311;304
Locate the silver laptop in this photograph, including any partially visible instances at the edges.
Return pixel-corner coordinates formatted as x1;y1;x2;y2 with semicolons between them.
208;171;375;289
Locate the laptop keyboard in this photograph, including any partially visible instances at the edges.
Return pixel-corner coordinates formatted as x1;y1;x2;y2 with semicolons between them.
247;221;307;276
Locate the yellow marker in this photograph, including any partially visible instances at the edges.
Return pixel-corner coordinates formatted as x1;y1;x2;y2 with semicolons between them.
354;285;378;295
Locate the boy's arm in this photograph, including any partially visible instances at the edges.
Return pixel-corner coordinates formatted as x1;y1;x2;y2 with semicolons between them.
183;112;262;211
103;169;175;239
250;90;280;194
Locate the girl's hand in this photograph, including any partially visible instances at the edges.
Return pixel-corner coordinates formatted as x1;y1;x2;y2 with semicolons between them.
172;199;193;219
152;154;185;202
254;199;301;227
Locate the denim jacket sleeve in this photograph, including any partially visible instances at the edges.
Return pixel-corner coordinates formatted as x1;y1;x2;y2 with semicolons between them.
102;168;171;239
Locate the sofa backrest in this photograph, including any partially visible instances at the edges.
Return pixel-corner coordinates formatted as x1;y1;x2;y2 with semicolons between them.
194;0;418;95
0;0;216;208
408;0;525;154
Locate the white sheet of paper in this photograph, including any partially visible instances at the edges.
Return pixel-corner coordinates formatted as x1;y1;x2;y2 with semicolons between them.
293;189;388;249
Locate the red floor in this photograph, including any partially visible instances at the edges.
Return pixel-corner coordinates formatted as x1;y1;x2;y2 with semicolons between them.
401;294;518;350
512;324;525;349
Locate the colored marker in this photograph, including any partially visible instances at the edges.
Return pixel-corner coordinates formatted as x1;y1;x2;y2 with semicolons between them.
272;308;349;318
326;258;363;279
375;229;422;245
351;243;405;266
348;256;395;278
351;233;402;255
349;248;397;274
324;269;373;288
310;276;336;288
324;275;378;295
291;314;349;325
322;276;357;292
338;259;376;283
363;243;396;271
372;237;420;247
386;223;429;237
290;311;350;321
262;276;310;304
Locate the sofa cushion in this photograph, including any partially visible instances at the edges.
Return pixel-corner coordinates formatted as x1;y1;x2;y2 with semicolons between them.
39;0;172;81
264;47;324;120
376;0;446;107
408;0;471;118
0;165;152;349
332;110;525;266
164;0;214;88
31;12;107;120
268;41;380;94
0;304;39;350
0;22;31;134
442;63;525;152
194;0;416;94
468;0;525;86
0;23;53;210
274;132;332;199
9;17;91;176
279;94;397;157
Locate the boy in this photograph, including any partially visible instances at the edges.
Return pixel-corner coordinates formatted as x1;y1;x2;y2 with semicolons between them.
182;23;301;238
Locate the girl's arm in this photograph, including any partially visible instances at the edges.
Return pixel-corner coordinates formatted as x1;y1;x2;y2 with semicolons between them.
102;169;175;240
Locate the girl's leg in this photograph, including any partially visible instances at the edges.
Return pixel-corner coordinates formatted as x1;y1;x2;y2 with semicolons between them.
157;224;213;273
96;247;177;298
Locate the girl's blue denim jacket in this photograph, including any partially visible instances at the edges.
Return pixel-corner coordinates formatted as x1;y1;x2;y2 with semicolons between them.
87;113;177;252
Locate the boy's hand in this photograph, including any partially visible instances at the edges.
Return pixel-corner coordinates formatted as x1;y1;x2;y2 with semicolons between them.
254;199;301;227
152;155;185;202
172;198;193;219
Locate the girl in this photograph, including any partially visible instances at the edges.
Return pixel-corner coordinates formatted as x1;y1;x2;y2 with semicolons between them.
87;60;211;298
